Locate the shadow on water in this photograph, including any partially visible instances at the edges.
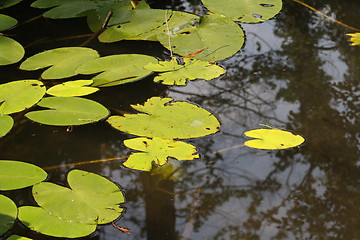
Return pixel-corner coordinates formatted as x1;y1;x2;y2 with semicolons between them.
0;0;359;239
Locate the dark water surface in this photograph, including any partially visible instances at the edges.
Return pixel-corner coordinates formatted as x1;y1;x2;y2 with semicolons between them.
1;0;359;239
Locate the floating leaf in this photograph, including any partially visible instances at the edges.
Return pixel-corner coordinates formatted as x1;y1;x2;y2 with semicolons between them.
123;137;199;171
0;36;25;65
46;80;99;97
0;115;13;137
0;0;23;9
201;0;283;23
0;80;45;115
20;47;99;79
347;33;360;46
7;235;33;240
76;54;157;87
157;14;244;61
144;57;225;85
0;14;17;31
99;2;169;42
18;206;96;238
107;97;220;139
244;127;305;150
0;160;47;190
0;195;17;235
32;169;124;224
25;97;109;126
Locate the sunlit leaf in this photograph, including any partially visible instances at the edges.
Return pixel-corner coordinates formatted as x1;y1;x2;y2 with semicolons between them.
32;169;124;224
20;47;99;79
99;1;170;42
0;36;24;65
25;97;109;126
0;0;23;9
144;57;225;85
107;97;220;139
75;54;157;87
157;14;244;61
0;80;45;115
201;0;283;23
18;206;96;238
244;126;305;150
0;160;47;190
123;137;199;171
7;235;33;240
0;115;13;137
0;195;17;235
46;80;99;97
0;14;17;31
346;33;360;46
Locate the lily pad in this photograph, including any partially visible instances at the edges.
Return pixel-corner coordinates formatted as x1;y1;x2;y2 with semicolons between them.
0;115;13;137
347;33;360;46
157;14;244;61
25;97;109;126
0;36;25;65
0;160;47;190
32;169;124;224
46;80;99;97
75;54;157;87
144;57;225;85
98;2;170;42
107;97;220;139
0;195;17;235
123;137;199;171
20;47;99;79
244;126;305;150
0;0;23;9
201;0;283;23
18;206;96;238
0;80;45;115
7;236;33;240
0;14;17;31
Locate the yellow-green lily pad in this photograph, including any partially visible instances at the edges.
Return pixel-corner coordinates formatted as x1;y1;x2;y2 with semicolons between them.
46;80;99;97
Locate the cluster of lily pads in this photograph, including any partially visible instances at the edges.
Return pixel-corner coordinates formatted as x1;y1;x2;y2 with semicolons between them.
0;0;310;238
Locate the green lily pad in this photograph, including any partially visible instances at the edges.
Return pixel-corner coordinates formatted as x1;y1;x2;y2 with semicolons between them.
0;195;17;235
25;97;109;126
0;36;25;65
18;206;96;238
107;97;220;139
7;235;33;240
46;80;99;97
20;47;99;79
0;14;17;31
32;169;124;224
98;1;170;42
0;80;46;115
123;137;199;171
0;115;13;137
0;160;47;190
0;0;23;9
75;54;157;87
144;57;225;85
157;14;244;61
202;0;283;23
244;126;305;150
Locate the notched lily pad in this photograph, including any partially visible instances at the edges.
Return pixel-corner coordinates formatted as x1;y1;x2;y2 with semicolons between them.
20;47;100;79
0;36;25;66
107;97;220;139
123;137;199;171
0;80;45;115
32;169;125;224
0;195;17;236
18;206;96;238
201;0;283;23
0;160;47;190
25;97;109;126
0;115;14;137
46;80;99;97
244;125;305;150
0;14;17;31
144;57;225;85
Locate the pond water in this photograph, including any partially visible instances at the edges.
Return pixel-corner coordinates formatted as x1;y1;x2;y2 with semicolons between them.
1;0;359;239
